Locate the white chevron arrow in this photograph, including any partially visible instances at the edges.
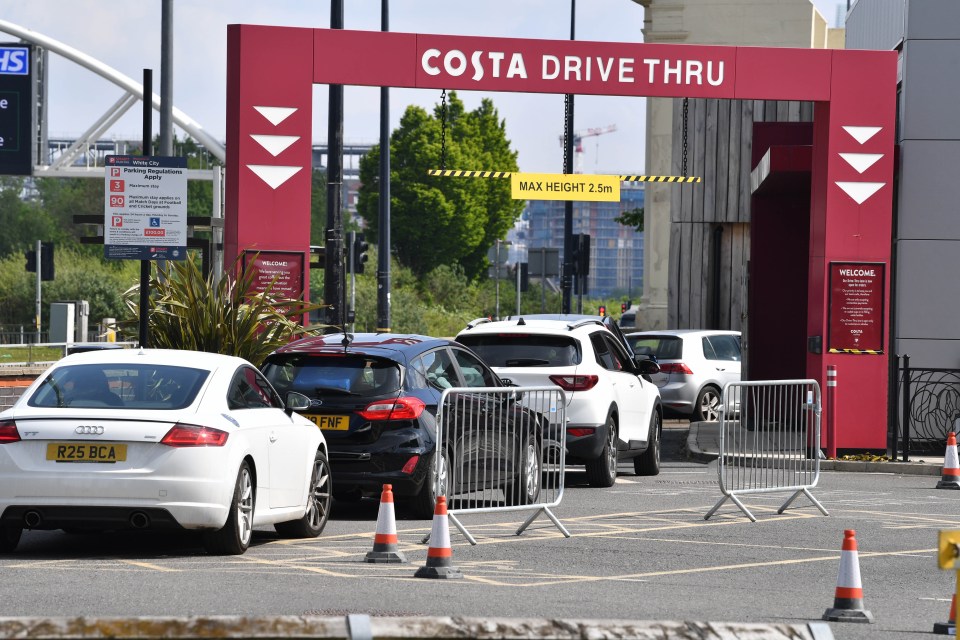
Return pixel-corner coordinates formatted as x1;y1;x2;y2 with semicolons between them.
839;153;882;174
251;134;299;157
842;126;881;145
254;106;297;126
836;181;885;205
247;164;302;189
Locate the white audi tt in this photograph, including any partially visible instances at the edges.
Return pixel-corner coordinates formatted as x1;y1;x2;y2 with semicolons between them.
0;348;332;555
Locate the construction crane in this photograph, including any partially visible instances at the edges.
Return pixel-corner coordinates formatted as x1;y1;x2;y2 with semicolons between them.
558;124;617;173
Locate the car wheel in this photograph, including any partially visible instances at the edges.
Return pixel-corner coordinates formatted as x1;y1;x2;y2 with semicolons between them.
275;450;332;538
0;523;21;553
694;386;723;422
412;452;448;519
585;414;618;488
634;410;661;476
203;461;255;555
505;434;541;506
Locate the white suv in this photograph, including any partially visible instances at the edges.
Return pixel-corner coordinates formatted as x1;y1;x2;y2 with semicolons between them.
456;316;662;487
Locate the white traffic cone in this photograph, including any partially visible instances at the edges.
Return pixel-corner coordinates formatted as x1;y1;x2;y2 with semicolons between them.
823;529;874;623
414;496;463;579
364;484;406;563
937;432;960;490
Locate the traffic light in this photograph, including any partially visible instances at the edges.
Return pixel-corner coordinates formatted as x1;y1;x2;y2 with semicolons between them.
23;242;54;281
352;232;369;274
598;305;606;317
621;302;627;313
511;262;529;292
40;242;55;281
571;233;591;276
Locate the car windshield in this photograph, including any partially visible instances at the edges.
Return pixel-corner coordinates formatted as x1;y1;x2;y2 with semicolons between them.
627;335;683;360
262;354;401;396
457;334;580;367
28;363;209;410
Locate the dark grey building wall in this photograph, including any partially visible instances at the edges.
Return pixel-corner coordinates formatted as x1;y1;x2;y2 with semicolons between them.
849;0;960;367
846;0;904;51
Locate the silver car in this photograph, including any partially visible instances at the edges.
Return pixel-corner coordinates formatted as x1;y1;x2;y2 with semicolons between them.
624;330;741;422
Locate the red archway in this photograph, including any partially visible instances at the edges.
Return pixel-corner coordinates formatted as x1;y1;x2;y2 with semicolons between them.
225;26;896;450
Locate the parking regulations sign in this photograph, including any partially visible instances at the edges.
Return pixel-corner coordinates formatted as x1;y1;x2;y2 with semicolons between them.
104;155;188;260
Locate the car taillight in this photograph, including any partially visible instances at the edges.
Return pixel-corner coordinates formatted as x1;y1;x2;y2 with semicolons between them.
658;362;694;375
358;396;426;421
401;455;420;474
549;374;599;392
0;420;20;444
160;424;229;447
567;427;596;438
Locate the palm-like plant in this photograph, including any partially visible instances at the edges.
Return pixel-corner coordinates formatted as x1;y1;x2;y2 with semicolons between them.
121;256;326;367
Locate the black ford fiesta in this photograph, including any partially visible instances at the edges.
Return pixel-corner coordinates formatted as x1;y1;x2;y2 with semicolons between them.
261;333;543;518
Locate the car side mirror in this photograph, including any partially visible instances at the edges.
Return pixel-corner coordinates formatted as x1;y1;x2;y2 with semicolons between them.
285;391;311;415
634;356;660;375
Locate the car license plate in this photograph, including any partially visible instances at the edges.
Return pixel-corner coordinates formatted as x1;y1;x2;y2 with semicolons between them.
305;414;350;431
46;442;127;463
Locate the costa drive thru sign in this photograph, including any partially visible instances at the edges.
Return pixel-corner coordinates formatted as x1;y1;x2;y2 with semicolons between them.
104;155;187;260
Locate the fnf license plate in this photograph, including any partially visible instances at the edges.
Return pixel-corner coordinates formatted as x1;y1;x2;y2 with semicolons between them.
46;442;127;463
305;414;349;431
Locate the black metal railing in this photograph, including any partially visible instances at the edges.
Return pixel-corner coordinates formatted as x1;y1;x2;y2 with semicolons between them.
892;354;960;458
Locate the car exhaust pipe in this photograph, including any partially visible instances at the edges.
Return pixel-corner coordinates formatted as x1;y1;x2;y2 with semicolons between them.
129;511;150;529
23;511;42;528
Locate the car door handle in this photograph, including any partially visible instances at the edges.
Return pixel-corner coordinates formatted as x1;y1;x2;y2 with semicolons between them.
269;432;278;443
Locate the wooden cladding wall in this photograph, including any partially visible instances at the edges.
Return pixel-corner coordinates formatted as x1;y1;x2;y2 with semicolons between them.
667;98;813;330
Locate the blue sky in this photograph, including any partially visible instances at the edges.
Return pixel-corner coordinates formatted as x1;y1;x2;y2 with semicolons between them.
1;0;846;174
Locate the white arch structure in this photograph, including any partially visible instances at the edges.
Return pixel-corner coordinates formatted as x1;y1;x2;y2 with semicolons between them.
0;19;226;174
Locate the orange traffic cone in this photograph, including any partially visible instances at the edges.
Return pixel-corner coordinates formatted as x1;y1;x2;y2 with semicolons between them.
414;496;463;579
934;592;956;635
937;432;960;489
364;484;406;563
823;529;874;623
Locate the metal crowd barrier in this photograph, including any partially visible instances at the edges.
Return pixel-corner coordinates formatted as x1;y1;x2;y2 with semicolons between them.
431;385;569;544
705;379;829;522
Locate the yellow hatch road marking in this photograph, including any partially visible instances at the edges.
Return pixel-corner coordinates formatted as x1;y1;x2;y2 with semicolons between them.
118;560;179;572
236;554;355;578
462;548;937;588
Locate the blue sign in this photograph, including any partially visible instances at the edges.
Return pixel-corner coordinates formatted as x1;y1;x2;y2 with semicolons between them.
149;217;161;227
0;47;28;75
0;43;32;176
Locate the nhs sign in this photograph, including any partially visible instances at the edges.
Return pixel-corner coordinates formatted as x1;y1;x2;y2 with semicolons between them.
0;47;28;75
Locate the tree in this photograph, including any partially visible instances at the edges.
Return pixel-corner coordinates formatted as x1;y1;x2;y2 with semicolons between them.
356;92;523;280
33;176;104;239
0;178;60;258
615;207;644;232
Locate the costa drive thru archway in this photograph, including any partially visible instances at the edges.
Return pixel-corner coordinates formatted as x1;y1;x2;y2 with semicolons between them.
224;25;896;450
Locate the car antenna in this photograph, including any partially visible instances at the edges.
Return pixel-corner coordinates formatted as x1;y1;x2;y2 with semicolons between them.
517;317;526;325
341;333;353;350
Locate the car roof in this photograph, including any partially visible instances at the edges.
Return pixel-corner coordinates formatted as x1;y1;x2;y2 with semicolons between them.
52;348;250;371
272;333;452;360
459;317;608;334
626;330;741;338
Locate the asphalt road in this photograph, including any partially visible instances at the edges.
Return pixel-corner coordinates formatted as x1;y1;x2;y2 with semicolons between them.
1;423;956;640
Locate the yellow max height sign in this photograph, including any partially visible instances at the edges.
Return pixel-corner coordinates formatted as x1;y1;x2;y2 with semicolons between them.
511;173;621;202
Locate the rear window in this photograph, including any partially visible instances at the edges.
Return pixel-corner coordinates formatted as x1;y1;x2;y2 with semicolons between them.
262;354;401;396
28;363;209;410
627;335;683;360
457;334;580;367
